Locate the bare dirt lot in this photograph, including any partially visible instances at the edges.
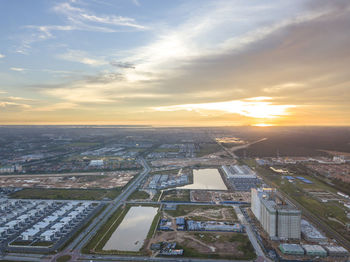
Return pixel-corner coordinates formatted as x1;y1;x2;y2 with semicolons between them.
164;205;238;221
151;157;235;168
191;190;251;203
0;171;137;189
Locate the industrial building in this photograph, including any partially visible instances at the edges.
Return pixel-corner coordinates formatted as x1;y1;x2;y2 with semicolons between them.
324;246;349;257
300;219;327;243
186;220;243;232
147;173;188;189
151;242;184;256
158;218;173;231
251;187;301;240
222;165;260;191
0;199;100;252
279;244;304;255
302;245;327;257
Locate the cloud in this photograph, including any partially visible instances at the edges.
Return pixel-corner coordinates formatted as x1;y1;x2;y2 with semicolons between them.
53;2;148;30
5;96;36;102
110;61;135;69
0;101;31;110
30;102;78;112
152;97;297;119
132;0;141;7
0;54;4;59
8;0;350;125
263;83;306;93
18;1;148;53
57;50;107;66
10;67;26;72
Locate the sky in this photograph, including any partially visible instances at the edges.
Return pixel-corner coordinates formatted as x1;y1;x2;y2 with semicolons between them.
0;0;349;126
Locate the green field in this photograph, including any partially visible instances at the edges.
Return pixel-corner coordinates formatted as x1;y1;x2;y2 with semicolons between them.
127;190;150;200
197;143;222;157
10;187;121;200
154;148;179;153
176;232;256;260
161;189;190;202
56;255;72;262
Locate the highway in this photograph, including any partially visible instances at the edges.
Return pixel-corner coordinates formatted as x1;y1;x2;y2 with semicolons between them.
79;254;255;262
37;157;151;262
214;138;267;159
71;158;150;251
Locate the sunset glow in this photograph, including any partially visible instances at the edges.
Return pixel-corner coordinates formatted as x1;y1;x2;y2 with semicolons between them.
0;0;349;126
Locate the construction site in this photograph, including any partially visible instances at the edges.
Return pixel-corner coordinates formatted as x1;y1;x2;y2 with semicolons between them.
147;204;256;260
0;171;137;189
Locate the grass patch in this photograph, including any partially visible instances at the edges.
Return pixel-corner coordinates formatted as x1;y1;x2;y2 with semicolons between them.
176;232;255;260
82;205;128;254
197;143;222;157
127;190;150;200
154;148;179;153
152;191;162;201
68;142;100;147
10;240;33;246
31;241;53;247
161;189;190;202
10;187;122;200
56;255;72;262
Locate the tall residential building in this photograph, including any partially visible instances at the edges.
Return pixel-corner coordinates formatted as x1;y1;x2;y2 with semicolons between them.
251;187;301;240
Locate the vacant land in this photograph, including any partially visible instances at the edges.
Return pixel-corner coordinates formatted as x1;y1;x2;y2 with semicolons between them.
0;171;137;189
164;205;237;221
152;231;255;260
127;190;150;200
197;143;222;157
161;189;190;202
10;187;121;200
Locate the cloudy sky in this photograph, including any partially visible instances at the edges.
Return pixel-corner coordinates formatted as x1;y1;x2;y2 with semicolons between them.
0;0;349;126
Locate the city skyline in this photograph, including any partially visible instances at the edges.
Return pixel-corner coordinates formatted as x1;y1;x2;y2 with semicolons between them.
1;0;350;126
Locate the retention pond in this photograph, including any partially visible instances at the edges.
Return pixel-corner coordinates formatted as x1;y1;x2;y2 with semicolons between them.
103;206;158;251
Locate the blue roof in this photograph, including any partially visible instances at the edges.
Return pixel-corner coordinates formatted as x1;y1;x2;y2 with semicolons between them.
285;176;294;180
296;176;313;184
303;179;313;184
176;217;185;224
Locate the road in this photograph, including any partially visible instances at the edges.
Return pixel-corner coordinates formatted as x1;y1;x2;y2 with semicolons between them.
2;157;267;262
233;206;271;262
36;157;151;262
79;254;255;262
215;138;267;159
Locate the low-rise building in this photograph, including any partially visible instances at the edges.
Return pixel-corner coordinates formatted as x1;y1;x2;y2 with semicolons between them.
302;245;327;257
279;244;304;256
324;246;349;257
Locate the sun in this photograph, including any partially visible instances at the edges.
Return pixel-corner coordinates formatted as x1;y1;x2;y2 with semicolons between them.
252;123;274;127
